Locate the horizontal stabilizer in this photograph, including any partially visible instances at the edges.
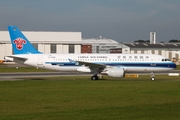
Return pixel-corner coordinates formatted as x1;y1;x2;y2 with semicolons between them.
4;56;28;63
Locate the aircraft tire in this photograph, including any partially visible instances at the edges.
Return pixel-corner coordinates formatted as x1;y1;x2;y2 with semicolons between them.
91;76;98;80
151;77;155;81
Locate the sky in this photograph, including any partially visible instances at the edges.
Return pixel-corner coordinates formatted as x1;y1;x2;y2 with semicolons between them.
0;0;180;43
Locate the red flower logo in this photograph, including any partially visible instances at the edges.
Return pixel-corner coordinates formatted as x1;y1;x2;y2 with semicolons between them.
13;38;26;50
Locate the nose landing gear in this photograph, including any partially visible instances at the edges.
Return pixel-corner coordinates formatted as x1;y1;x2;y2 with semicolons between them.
91;75;99;80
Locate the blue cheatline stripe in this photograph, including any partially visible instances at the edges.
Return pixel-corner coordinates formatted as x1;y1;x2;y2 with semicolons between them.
45;62;176;68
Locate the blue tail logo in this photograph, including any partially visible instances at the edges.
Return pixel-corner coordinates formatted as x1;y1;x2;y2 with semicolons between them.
13;38;26;50
8;26;41;55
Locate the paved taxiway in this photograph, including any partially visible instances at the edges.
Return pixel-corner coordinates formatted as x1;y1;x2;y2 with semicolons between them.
0;70;179;81
0;72;90;81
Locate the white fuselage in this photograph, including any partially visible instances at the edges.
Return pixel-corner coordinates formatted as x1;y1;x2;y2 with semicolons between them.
5;53;176;73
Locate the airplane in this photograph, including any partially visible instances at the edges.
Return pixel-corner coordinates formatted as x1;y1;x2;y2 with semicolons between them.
4;26;176;80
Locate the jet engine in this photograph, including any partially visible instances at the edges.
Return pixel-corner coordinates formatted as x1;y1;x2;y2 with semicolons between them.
102;68;125;78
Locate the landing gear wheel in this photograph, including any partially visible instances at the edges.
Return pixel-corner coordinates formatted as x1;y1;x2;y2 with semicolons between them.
150;72;155;81
91;76;99;80
151;77;155;81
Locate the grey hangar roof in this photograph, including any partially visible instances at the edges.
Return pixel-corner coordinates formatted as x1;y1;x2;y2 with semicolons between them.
124;43;180;50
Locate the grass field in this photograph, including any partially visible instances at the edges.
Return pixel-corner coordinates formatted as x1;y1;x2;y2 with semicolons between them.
0;64;53;72
0;75;180;120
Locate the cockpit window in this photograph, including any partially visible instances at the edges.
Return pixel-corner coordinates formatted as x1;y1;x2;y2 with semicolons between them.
162;59;170;61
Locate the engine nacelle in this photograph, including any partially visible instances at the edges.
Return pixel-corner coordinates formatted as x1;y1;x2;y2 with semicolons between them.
77;66;91;73
105;68;125;78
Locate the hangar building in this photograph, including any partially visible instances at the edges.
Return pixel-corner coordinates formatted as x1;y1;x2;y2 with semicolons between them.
81;38;119;53
0;30;119;60
1;30;179;63
0;31;82;60
110;43;180;62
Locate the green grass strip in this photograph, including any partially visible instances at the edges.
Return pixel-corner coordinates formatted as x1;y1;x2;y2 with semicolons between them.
0;75;180;120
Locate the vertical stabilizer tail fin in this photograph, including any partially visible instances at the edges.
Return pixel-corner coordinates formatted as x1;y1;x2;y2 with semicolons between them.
8;26;41;55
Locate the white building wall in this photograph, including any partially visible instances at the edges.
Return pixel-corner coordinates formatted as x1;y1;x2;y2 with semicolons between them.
75;45;81;53
171;51;178;59
0;44;5;60
38;44;45;53
119;48;180;60
26;31;81;42
62;45;68;53
44;44;50;54
144;50;148;54
0;31;9;42
154;50;158;55
0;44;12;60
137;50;141;54
0;31;82;42
5;44;12;55
122;48;130;54
161;50;166;57
171;51;175;58
0;30;82;60
165;51;169;59
147;50;151;54
57;45;63;54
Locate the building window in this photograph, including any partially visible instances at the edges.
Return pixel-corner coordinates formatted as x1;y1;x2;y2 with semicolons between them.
151;50;155;54
69;44;74;53
158;50;162;55
32;43;38;50
96;46;99;53
51;44;56;53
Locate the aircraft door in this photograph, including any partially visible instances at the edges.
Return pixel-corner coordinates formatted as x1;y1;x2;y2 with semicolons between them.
37;55;43;65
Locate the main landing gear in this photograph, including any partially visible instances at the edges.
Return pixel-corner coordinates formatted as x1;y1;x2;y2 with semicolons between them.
91;75;99;80
151;72;155;81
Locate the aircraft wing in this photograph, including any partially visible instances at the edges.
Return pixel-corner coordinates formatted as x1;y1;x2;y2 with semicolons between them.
76;60;106;68
75;60;106;73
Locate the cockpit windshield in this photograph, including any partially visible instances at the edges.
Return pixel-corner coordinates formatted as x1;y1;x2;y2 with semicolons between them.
162;59;170;61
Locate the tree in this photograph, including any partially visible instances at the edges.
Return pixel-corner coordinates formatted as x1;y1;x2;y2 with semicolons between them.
134;40;150;43
168;39;180;43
